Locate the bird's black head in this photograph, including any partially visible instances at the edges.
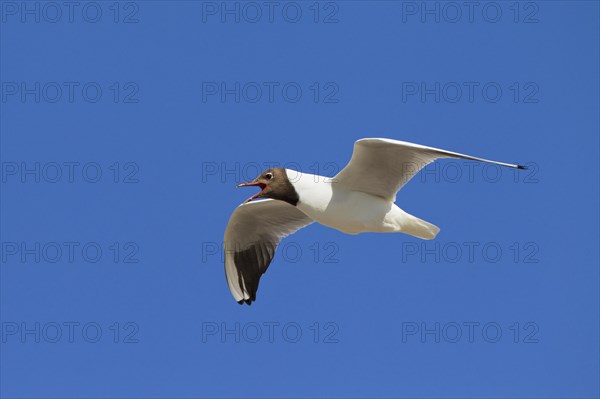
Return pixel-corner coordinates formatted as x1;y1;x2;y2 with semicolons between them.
237;168;299;206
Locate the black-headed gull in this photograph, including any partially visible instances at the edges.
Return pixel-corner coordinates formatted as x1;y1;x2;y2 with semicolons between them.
224;138;525;304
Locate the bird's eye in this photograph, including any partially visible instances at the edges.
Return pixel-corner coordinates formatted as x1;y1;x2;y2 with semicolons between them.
265;173;273;180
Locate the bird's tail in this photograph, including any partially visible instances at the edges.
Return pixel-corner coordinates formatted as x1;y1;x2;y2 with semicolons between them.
399;213;440;240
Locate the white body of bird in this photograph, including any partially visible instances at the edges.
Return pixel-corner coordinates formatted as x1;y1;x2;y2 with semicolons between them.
290;170;439;238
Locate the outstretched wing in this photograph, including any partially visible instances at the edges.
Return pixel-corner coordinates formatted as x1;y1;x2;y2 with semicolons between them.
224;199;313;305
334;138;525;201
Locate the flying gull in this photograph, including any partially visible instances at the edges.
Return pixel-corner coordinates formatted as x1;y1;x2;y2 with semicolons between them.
224;138;525;304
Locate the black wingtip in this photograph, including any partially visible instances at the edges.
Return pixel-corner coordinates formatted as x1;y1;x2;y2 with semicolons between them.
517;164;527;170
237;299;253;306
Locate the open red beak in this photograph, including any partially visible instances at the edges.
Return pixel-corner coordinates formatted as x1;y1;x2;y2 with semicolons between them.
236;181;267;203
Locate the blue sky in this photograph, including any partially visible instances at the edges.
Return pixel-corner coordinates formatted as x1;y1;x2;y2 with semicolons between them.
1;1;598;398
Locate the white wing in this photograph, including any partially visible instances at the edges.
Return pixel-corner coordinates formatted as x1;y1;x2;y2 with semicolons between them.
224;199;313;305
334;138;525;201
